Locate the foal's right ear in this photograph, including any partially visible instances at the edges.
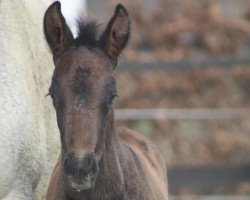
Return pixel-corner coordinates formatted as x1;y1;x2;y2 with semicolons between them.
99;4;131;66
44;1;73;56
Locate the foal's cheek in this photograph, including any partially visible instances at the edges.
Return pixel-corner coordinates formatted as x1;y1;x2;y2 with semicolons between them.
100;102;111;118
56;111;64;132
54;103;66;132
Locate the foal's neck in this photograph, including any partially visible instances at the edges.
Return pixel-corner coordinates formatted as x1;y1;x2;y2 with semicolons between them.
95;108;125;193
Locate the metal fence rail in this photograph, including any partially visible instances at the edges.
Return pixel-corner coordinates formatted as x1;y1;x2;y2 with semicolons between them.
115;108;250;120
118;55;250;72
168;164;250;192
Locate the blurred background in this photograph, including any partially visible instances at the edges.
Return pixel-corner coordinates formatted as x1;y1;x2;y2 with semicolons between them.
87;0;250;199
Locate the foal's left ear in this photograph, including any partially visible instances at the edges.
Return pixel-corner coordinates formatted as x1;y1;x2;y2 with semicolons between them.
99;4;131;66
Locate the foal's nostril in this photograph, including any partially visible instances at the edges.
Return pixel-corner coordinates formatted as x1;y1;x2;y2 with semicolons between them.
84;156;93;170
64;153;97;178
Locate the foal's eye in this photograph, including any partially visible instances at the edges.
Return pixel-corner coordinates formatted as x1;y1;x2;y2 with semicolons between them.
109;92;118;104
50;93;56;100
48;88;55;99
48;87;58;106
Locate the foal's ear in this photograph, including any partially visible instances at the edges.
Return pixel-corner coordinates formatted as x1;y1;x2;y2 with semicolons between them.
44;1;74;56
99;4;131;66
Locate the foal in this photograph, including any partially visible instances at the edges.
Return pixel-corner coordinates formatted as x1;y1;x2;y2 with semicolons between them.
44;2;168;199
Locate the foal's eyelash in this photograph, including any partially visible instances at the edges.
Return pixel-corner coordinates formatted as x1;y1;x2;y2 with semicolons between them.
111;91;119;100
113;90;118;97
45;92;50;97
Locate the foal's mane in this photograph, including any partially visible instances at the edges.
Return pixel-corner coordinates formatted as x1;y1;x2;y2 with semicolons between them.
74;21;99;48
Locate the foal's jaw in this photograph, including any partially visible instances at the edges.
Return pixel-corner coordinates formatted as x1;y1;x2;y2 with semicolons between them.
69;174;96;191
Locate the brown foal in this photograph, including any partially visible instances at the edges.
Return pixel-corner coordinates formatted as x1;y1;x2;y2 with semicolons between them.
44;2;168;199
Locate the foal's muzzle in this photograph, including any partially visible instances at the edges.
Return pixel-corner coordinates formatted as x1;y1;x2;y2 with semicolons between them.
63;153;99;191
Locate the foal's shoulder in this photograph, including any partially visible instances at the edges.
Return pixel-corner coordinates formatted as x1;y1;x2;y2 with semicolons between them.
117;127;166;174
117;127;155;152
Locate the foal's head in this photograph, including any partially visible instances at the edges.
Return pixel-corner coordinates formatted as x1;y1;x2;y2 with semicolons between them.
44;1;130;192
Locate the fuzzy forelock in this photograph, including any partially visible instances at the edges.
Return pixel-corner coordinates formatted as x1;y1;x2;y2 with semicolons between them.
74;21;99;48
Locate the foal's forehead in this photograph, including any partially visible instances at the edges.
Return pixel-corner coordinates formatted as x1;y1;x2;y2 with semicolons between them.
55;47;114;77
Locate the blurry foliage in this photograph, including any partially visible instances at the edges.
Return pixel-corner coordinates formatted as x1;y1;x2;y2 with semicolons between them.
244;2;250;21
110;0;250;60
116;66;250;109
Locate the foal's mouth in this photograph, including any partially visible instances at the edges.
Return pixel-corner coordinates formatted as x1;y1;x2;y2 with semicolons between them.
69;175;96;192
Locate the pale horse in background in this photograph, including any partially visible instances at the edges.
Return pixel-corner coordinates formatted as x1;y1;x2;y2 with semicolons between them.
0;0;86;199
